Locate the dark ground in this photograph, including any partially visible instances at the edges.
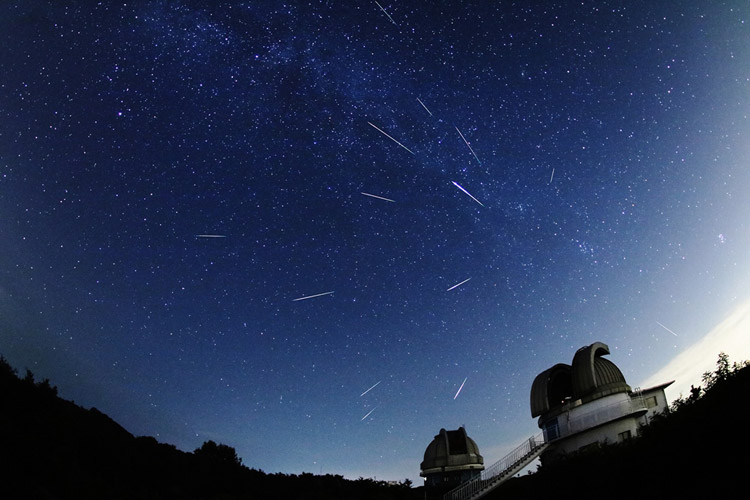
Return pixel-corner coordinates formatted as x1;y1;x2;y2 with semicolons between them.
2;353;747;499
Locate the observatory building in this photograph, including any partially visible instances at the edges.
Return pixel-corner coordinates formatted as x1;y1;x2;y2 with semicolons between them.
420;427;484;500
419;342;672;500
530;341;672;463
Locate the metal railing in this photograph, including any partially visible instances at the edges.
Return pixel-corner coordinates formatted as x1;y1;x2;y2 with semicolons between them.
444;432;546;500
559;395;647;438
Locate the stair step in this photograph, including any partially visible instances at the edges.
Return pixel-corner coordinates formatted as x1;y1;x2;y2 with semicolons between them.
443;438;547;500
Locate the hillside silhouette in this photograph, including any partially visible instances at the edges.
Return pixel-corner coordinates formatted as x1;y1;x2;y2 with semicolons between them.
0;355;419;500
2;354;748;499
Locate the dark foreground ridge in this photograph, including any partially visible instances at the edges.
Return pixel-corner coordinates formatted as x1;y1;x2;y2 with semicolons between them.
488;353;749;500
0;355;420;500
2;354;748;499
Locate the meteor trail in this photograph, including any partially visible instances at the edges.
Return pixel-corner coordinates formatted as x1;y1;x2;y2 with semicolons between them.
367;121;415;155
451;181;484;207
360;380;382;397
292;291;334;302
656;321;679;337
549;168;555;184
447;278;471;291
361;192;396;203
195;234;226;238
361;406;378;421
454;377;467;400
374;1;398;26
455;127;481;165
416;97;432;116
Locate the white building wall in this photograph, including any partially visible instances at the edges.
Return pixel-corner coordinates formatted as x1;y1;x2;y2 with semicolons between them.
542;391;648;460
639;388;669;425
566;392;630;422
551;418;640;456
551;392;638;438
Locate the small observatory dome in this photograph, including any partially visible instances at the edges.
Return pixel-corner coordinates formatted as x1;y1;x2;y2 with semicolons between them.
421;427;484;500
421;427;484;475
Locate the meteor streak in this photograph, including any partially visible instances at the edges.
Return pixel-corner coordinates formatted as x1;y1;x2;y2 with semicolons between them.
374;1;398;26
549;168;555;184
416;97;432;116
656;321;679;337
451;181;484;207
292;291;335;302
454;377;467;400
360;380;382;397
361;192;396;203
361;406;378;421
195;234;226;238
367;121;415;155
447;278;471;291
455;127;481;165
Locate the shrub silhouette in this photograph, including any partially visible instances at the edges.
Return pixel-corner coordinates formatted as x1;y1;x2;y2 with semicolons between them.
194;440;243;467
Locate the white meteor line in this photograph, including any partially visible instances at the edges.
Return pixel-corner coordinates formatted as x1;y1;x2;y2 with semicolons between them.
367;121;415;155
549;168;555;184
361;192;396;203
447;277;471;291
360;380;382;397
454;377;468;400
416;97;432;116
292;291;334;302
455;127;481;165
451;181;484;207
374;1;398;26
656;321;679;337
196;234;226;238
361;406;378;421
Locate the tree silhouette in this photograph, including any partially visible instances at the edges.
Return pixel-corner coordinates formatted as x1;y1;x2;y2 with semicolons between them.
194;440;243;467
1;353;423;499
0;355;17;378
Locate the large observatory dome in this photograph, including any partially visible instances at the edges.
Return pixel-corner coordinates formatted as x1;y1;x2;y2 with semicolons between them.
571;342;630;400
530;342;631;418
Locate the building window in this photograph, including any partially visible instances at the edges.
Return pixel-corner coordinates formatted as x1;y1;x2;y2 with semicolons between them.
618;430;632;442
645;396;658;408
544;419;559;441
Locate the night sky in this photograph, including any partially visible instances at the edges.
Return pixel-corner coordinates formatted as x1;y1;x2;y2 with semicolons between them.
1;0;749;483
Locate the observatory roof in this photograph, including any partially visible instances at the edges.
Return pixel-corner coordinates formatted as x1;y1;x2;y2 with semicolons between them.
420;427;484;475
571;342;631;400
530;342;631;418
530;363;572;418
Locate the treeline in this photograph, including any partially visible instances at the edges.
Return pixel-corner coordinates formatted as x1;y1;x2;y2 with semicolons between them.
493;353;750;499
0;356;419;500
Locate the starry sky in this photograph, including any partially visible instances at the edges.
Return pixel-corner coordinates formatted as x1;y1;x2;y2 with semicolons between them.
1;0;749;484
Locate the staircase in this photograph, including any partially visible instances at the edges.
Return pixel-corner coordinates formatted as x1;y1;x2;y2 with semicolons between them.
443;433;548;500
